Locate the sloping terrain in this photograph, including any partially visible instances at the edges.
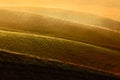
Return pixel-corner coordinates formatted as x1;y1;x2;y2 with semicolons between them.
0;30;120;76
0;8;120;79
5;7;120;31
0;8;120;51
0;50;120;80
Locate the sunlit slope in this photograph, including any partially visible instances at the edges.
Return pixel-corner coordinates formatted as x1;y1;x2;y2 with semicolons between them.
0;30;120;76
0;9;120;51
5;7;120;31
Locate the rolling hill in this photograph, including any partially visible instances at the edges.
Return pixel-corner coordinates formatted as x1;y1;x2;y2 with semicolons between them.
0;50;120;80
0;7;120;79
4;7;120;31
0;30;120;76
0;8;120;51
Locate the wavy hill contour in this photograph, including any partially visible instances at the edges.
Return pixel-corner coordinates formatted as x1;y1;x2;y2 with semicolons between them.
0;8;120;79
0;8;120;51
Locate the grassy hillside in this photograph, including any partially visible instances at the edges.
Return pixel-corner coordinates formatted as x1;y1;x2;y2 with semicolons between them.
0;8;120;79
0;30;120;76
0;8;120;51
0;50;120;80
